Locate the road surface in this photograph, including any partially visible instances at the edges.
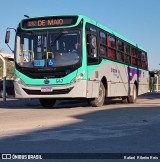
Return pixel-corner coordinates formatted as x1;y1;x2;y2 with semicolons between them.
0;93;160;161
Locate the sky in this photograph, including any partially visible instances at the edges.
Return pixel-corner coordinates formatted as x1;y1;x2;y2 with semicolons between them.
0;0;160;70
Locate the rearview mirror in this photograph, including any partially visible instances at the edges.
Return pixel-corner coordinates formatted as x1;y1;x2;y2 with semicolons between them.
5;31;10;44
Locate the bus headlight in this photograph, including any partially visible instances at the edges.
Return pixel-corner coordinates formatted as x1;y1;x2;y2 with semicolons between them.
71;71;85;83
14;75;26;86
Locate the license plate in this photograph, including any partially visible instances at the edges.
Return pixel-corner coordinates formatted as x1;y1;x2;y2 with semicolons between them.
41;87;52;92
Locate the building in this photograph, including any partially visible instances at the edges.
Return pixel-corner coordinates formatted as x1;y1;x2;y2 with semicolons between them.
0;53;14;79
0;52;14;61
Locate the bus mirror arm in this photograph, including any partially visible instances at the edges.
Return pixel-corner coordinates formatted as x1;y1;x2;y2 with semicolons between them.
6;43;14;53
5;28;16;53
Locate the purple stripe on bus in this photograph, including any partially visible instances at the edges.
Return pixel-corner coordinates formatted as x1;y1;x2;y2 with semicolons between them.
127;67;142;81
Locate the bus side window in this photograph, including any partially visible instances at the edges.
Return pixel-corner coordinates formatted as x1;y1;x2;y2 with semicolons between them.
131;47;138;66
87;34;98;64
117;39;124;62
107;35;116;60
137;50;142;68
142;52;148;69
124;44;131;64
99;31;107;58
87;35;98;58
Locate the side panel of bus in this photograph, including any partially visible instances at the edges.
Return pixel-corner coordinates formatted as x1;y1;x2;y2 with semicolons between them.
87;61;149;98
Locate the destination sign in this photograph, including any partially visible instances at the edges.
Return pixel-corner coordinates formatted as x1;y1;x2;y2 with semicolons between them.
22;16;78;28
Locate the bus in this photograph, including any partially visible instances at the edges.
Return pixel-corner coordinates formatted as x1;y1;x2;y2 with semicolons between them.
5;15;149;108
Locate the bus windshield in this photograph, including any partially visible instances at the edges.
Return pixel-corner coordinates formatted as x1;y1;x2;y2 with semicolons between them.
15;30;82;68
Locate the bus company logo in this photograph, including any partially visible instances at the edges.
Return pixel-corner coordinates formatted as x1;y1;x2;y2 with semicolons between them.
44;78;50;84
56;79;63;84
2;154;11;159
1;154;42;160
111;68;120;79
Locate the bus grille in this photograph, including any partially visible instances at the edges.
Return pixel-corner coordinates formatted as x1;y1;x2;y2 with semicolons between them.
22;87;73;95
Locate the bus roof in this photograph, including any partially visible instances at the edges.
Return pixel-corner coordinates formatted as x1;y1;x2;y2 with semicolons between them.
20;14;146;52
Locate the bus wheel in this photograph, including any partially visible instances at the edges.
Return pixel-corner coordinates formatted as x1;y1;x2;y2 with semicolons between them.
128;84;137;103
39;98;56;108
89;82;105;107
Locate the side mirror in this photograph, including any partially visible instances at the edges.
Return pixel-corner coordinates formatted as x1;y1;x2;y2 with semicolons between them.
5;31;10;44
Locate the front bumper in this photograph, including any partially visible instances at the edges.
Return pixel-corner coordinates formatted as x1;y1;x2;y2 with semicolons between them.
14;80;87;99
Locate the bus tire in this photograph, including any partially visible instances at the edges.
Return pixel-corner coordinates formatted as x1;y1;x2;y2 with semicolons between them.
89;82;105;107
128;84;137;103
39;98;56;108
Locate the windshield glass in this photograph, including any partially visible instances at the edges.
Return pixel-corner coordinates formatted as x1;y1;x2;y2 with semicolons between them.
15;30;82;68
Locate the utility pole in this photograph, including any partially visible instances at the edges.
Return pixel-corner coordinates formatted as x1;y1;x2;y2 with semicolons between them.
156;74;159;92
0;54;6;102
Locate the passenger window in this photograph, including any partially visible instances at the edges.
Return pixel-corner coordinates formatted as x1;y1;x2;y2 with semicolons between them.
107;35;116;60
100;31;107;58
117;52;124;62
108;48;116;60
138;59;142;67
125;45;130;54
107;35;116;49
142;52;148;69
87;34;99;64
87;34;98;58
137;50;142;68
142;52;147;61
131;47;137;66
90;35;98;58
117;40;124;52
125;55;131;64
137;50;142;59
131;48;137;57
100;32;107;45
100;45;107;58
124;44;131;64
132;57;137;66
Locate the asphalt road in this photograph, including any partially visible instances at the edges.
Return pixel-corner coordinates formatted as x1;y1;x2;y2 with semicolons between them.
0;93;160;161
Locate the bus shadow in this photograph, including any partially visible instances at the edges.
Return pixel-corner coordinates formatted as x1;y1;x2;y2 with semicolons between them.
1;92;160;109
0;98;123;109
